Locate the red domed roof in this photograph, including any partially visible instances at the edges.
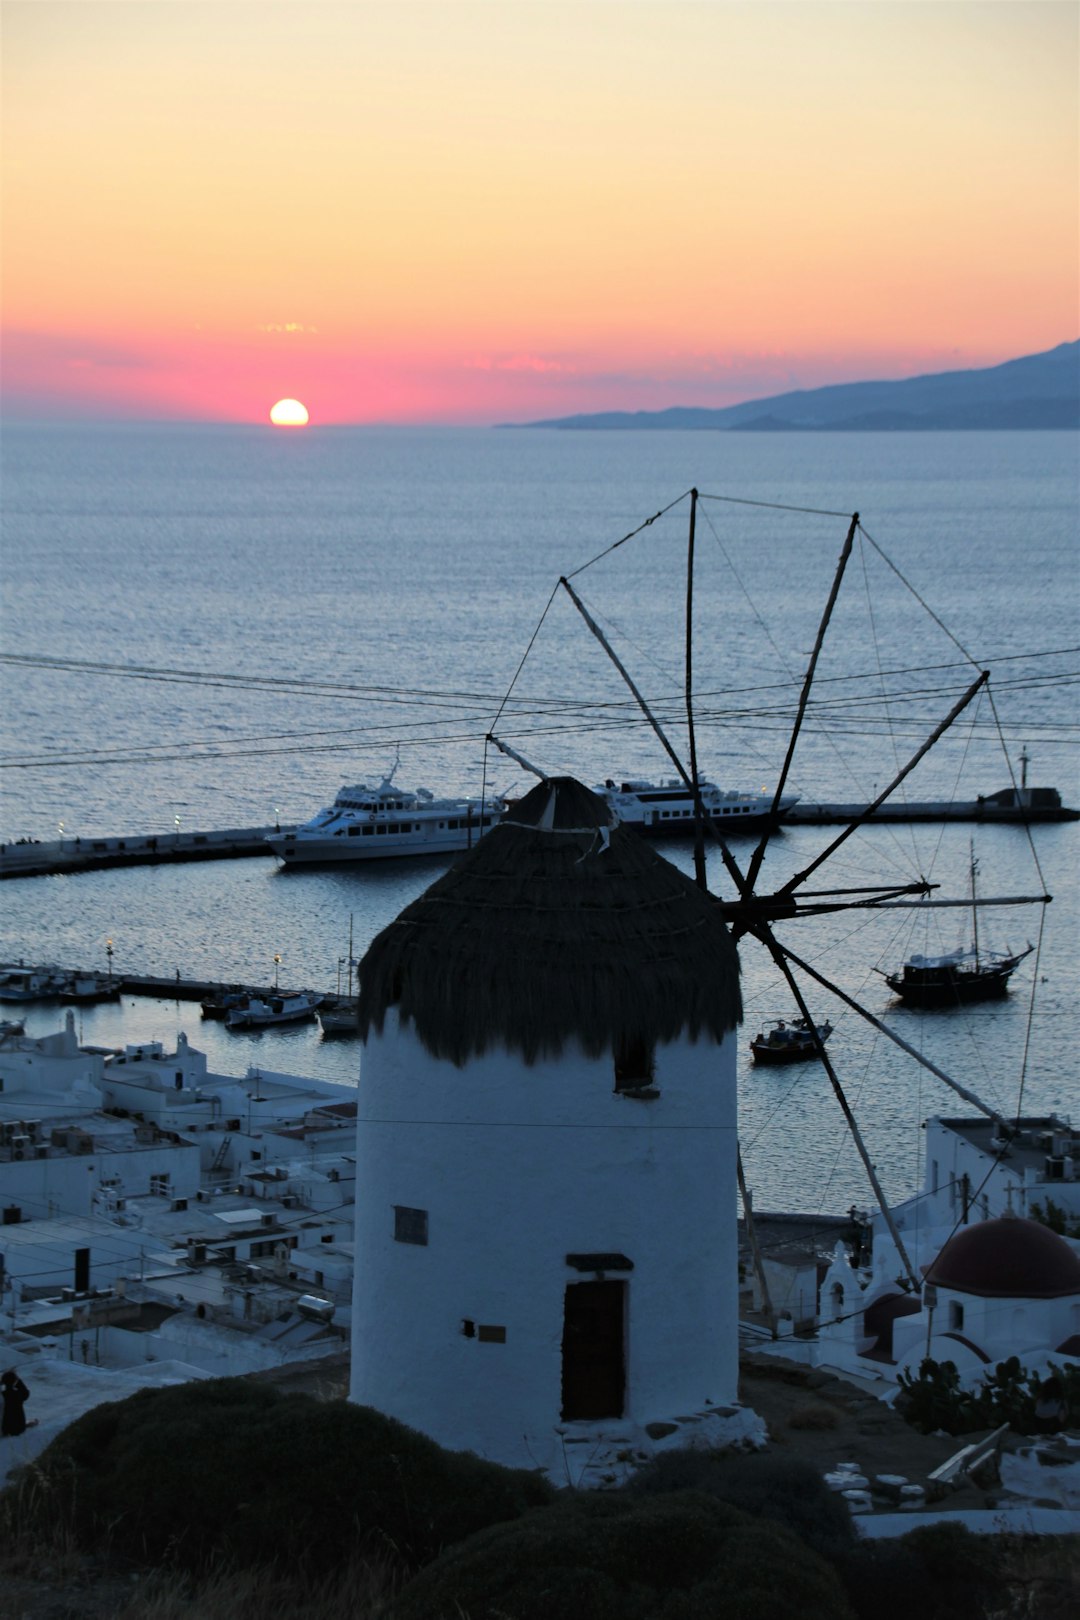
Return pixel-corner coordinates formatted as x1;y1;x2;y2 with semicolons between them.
925;1216;1080;1299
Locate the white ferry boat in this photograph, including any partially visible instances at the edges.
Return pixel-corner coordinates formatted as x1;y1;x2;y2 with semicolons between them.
266;775;504;865
594;778;798;836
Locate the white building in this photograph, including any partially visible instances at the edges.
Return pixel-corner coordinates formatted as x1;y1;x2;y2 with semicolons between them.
896;1115;1080;1238
350;776;745;1477
0;1018;358;1407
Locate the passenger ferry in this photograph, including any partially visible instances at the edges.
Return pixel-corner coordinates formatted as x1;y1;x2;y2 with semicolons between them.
266;775;504;865
594;778;798;836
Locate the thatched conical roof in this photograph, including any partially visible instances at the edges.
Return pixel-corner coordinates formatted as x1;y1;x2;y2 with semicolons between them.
357;776;741;1067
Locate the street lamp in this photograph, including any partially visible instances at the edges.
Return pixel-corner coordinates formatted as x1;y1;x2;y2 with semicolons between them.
105;938;114;985
273;953;282;990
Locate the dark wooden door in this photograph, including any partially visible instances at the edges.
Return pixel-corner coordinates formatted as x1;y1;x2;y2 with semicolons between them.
561;1280;626;1420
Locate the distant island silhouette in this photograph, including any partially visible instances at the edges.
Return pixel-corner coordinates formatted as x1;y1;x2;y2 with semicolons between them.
502;340;1079;431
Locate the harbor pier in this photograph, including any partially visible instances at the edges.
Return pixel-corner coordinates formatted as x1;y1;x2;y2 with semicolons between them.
1;784;1074;881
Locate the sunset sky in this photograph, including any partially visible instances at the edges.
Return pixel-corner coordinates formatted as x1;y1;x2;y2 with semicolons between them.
3;0;1076;425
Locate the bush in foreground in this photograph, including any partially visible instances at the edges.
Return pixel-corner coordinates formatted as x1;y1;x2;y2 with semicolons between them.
394;1490;856;1620
2;1377;552;1575
624;1447;857;1565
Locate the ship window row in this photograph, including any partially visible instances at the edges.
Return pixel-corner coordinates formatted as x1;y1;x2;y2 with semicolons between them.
347;823;422;836
656;805;752;819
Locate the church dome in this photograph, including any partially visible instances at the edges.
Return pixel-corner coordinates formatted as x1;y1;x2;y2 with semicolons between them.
357;776;741;1065
925;1215;1080;1300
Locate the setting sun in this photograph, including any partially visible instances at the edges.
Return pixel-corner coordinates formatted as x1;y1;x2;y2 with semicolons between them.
269;398;309;427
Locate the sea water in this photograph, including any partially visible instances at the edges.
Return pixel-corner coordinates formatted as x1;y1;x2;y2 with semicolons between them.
1;425;1077;1212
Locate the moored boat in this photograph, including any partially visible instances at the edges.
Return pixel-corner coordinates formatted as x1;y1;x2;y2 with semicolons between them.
0;965;70;1002
750;1017;833;1065
594;778;798;836
880;845;1034;1008
200;987;248;1020
266;772;504;865
882;946;1033;1008
61;973;121;1005
318;996;359;1037
225;989;322;1029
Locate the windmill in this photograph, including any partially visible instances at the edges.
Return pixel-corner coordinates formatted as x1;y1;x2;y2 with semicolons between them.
487;487;1053;1296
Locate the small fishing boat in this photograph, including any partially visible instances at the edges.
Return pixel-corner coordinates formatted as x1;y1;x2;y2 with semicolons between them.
61;973;121;1005
200;987;249;1020
318;996;359;1037
0;1018;26;1038
0;965;69;1002
225;989;322;1030
750;1017;833;1065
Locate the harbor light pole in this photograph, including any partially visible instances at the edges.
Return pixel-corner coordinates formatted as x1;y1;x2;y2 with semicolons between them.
105;938;114;986
273;953;281;990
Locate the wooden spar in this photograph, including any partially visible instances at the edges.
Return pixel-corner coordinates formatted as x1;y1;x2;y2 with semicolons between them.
774;670;990;900
821;894;1049;910
752;925;921;1292
559;575;751;901
487;733;549;782
738;1154;776;1337
743;511;859;899
684;488;707;891
778;941;1006;1127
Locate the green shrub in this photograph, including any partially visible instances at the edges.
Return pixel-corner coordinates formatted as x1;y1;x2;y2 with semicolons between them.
624;1447;856;1564
896;1355;1080;1436
394;1490;855;1620
2;1378;552;1575
836;1523;1004;1620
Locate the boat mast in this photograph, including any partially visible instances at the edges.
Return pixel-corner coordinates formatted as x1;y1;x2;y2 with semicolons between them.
970;842;980;967
684;488;707;891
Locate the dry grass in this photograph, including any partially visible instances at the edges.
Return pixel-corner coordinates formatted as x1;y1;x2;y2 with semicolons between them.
0;1456;400;1620
983;1534;1080;1620
104;1557;401;1620
787;1402;842;1432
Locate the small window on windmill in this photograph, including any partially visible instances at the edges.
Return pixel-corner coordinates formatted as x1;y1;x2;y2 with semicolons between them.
613;1035;654;1092
393;1205;428;1246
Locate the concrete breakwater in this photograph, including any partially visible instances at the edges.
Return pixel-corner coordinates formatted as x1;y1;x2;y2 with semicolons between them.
0;962;322;1008
784;787;1078;826
1;785;1074;880
0;826;281;880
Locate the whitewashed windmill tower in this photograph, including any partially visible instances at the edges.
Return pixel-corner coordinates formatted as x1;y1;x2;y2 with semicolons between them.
349;775;743;1476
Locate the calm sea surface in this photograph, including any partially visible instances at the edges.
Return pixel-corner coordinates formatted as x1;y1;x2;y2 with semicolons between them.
1;425;1077;1213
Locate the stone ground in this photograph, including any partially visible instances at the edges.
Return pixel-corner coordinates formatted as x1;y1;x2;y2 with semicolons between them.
1;1349;1074;1619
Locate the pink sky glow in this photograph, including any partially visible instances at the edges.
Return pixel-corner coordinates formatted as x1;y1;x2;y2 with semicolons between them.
3;2;1076;426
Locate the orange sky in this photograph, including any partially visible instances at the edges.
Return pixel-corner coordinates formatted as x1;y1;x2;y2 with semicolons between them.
2;1;1077;424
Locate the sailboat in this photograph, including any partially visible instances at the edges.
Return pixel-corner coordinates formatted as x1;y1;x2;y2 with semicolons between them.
318;916;360;1036
880;845;1034;1008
